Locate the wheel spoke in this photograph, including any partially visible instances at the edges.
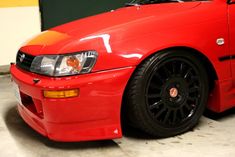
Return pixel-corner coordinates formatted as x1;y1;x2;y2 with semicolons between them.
150;81;162;90
172;110;177;124
154;73;165;84
188;76;199;86
150;100;163;110
163;109;171;123
163;66;171;78
155;107;166;118
189;86;199;93
147;93;161;99
179;62;185;75
188;96;196;102
184;68;192;79
172;61;176;75
191;76;199;80
179;108;185;119
195;98;199;106
184;102;192;110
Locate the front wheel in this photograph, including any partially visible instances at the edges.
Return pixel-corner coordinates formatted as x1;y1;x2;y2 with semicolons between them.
125;50;209;137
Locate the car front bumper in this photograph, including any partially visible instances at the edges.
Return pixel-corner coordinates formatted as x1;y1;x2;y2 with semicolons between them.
10;64;134;142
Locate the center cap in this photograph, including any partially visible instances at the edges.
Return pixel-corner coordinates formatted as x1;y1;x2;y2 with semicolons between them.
169;87;178;98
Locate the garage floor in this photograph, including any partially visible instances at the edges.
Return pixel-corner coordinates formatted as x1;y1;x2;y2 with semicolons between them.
1;75;235;157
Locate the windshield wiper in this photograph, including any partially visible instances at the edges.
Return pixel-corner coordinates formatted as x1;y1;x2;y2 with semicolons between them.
125;0;182;6
125;2;141;6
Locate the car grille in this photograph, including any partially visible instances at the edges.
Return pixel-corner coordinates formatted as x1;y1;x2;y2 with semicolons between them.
16;51;35;71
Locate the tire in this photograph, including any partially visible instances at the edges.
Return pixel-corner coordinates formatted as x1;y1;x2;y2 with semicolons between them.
125;50;209;137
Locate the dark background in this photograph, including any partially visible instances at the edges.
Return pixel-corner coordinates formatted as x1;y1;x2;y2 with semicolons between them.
39;0;130;31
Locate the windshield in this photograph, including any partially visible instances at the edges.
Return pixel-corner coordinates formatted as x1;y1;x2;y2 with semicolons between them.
127;0;205;5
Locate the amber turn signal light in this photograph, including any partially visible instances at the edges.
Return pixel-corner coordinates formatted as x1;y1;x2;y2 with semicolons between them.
43;89;79;98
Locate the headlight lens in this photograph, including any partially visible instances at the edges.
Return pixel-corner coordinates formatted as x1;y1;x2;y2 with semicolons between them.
30;51;98;76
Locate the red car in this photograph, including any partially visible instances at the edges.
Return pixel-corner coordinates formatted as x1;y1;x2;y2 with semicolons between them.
10;0;235;141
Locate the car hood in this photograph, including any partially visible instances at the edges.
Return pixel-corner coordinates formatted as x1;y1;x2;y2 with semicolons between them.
52;2;201;35
22;2;201;55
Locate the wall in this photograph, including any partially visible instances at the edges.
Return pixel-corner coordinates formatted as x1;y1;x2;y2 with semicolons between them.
40;0;130;30
0;0;40;66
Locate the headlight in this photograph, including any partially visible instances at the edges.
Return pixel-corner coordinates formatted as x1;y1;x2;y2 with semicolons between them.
30;51;98;76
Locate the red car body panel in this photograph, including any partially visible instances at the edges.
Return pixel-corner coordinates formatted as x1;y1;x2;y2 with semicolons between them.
11;65;134;141
10;0;235;141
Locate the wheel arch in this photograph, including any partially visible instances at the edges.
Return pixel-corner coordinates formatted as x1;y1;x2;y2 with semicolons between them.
121;46;218;126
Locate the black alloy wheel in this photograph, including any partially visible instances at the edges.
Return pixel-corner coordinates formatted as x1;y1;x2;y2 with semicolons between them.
125;50;209;137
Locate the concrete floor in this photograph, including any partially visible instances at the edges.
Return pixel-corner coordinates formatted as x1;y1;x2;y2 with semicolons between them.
1;75;235;157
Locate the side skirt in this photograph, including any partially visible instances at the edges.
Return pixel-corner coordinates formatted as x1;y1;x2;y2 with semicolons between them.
207;78;235;113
